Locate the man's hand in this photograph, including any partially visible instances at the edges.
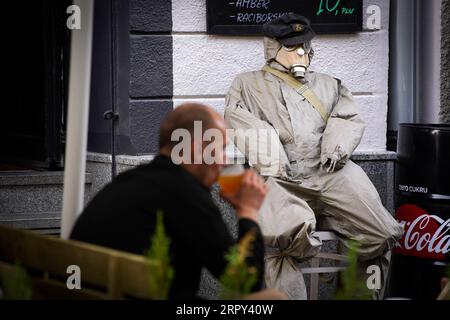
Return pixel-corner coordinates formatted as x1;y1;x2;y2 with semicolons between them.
220;169;268;222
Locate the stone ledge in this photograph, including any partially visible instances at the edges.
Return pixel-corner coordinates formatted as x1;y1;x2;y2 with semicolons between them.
87;152;154;166
0;171;92;186
351;150;396;161
0;212;61;230
87;151;397;165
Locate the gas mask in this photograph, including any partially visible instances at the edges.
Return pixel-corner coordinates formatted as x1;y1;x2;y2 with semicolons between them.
275;41;314;80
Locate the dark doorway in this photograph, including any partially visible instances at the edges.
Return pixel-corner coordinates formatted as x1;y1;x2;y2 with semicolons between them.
0;0;71;170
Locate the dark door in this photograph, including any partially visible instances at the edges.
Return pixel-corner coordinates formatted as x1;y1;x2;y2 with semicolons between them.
0;0;70;170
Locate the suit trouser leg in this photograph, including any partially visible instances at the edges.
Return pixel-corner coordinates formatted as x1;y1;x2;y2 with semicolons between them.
259;177;322;300
316;161;403;299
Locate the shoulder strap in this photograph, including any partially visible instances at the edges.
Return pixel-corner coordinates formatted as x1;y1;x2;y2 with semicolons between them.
262;65;328;123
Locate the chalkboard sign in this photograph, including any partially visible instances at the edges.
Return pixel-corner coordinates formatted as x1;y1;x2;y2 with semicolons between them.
207;0;363;35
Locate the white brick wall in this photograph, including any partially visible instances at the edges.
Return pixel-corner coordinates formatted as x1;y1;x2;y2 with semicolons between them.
172;0;390;151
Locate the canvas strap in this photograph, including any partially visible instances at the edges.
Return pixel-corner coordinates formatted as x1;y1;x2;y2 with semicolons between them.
263;65;328;123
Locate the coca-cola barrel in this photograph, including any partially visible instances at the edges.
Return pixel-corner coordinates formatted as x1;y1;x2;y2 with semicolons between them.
388;124;450;299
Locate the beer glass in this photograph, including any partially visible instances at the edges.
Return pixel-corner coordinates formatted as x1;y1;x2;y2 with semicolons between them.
218;164;245;197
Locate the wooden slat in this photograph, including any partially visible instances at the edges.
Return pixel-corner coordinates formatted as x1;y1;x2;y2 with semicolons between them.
315;231;339;241
0;224;159;299
315;252;347;262
0;260;106;300
301;266;347;274
309;258;320;300
301;231;345;300
31;278;107;300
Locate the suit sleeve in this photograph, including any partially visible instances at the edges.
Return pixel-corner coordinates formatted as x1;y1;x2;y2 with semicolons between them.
320;80;366;168
224;76;290;178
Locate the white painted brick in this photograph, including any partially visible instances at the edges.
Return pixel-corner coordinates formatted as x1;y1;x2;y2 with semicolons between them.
172;0;206;32
363;0;390;31
173;98;225;115
173;35;264;96
173;31;388;95
310;30;389;94
355;95;388;151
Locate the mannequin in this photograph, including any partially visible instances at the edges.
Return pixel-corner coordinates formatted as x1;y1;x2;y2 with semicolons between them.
224;13;403;299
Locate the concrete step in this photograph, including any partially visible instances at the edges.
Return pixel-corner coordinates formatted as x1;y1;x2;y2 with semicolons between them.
0;170;92;232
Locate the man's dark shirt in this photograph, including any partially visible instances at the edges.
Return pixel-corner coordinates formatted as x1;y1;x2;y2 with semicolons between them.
70;155;264;299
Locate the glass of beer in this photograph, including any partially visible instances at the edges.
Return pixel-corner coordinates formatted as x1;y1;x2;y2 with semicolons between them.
218;164;245;197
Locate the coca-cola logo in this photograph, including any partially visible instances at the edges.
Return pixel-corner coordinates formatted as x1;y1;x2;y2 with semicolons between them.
394;204;450;260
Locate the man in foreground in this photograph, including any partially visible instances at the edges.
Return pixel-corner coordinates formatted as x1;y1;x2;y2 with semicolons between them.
71;103;273;299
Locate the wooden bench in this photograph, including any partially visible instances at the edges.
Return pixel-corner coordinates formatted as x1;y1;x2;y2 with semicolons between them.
0;224;159;299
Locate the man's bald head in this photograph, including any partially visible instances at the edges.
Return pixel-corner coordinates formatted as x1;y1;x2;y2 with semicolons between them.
159;103;225;150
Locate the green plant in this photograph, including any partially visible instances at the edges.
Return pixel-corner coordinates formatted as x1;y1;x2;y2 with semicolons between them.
1;263;32;300
145;210;174;300
219;230;258;300
334;240;372;300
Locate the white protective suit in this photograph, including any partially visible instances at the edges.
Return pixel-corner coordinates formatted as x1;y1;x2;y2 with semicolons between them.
224;37;404;299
